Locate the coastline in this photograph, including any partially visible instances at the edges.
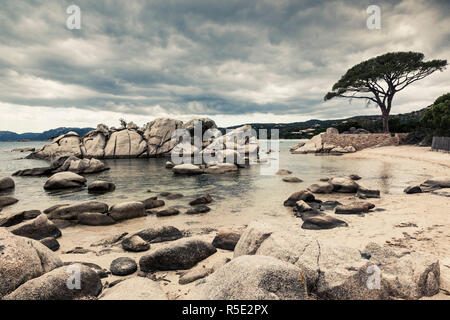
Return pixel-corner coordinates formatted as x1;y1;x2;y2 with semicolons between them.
52;145;450;300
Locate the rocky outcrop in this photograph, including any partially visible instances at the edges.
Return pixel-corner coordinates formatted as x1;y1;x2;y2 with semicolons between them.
144;118;183;156
4;264;102;300
104;129;147;158
0;177;14;191
0;228;62;298
139;238;217;271
187;255;308;300
233;221;440;300
290;129;406;154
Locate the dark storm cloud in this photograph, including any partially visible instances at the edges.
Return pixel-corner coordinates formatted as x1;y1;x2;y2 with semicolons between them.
0;0;449;126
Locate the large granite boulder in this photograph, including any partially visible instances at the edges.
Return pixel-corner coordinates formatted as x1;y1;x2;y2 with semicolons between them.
82;126;108;158
187;255;308;300
104;129;147;158
233;221;440;300
139;238;217;271
0;177;14;191
100;277;167;300
8;214;62;240
4;264;102;300
0;228;62;298
144;118;183;156
183;118;217;135
43;172;87;190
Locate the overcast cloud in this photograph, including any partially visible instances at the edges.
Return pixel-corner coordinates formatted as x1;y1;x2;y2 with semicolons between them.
0;0;449;132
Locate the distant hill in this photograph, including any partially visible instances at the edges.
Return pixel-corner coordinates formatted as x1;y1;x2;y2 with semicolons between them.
0;127;94;142
225;107;429;139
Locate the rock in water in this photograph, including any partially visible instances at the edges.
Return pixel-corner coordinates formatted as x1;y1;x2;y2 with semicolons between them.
110;257;138;276
187;255;308;300
108;202;146;221
141;198;165;210
282;177;303;183
276;169;292;175
100;277;167;300
189;194;213;206
144;118;183;156
43;172;86;190
122;235;150;252
139;238;217;271
88;181;116;194
212;231;241;250
4;264;102;300
134;226;182;243
308;182;333;194
78;212;116;226
283;190;315;207
172;164;204;175
185;205;211;214
335;202;375;214
8;214;62;240
0;177;15;191
0;196;18;209
0;228;62;298
301;215;348;230
329;177;359;193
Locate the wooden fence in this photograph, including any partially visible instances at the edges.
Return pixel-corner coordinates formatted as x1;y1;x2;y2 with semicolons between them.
431;136;450;152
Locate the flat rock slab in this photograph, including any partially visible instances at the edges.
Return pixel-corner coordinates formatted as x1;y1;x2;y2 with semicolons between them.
282;177;303;183
139;238;217;271
301;215;348;230
0;196;18;209
335;202;375;214
100;277;167;300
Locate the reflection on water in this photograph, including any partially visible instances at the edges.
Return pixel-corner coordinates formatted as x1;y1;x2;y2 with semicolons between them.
0;140;438;214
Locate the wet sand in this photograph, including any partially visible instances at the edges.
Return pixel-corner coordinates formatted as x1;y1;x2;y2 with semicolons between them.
57;145;450;300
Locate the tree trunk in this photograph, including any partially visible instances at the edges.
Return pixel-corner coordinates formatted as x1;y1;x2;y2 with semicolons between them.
382;112;390;133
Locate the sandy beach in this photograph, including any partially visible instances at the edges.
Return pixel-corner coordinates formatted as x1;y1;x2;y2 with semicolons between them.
53;145;450;299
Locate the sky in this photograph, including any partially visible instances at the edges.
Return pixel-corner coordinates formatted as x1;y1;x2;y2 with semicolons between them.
0;0;449;133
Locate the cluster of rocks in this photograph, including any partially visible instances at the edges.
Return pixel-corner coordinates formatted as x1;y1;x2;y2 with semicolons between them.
0;228;102;300
13;155;109;177
25;119;258;164
184;221;440;300
290;128;357;155
282;175;380;230
404;176;450;197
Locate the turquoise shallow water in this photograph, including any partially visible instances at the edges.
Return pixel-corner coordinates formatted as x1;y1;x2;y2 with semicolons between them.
0;140;436;214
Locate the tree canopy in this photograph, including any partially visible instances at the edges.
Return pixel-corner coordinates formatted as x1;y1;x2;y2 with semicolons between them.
324;52;447;132
421;93;450;136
